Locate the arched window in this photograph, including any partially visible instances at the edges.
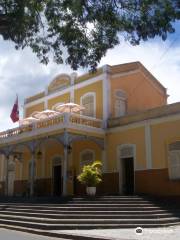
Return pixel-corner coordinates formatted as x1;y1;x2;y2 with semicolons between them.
80;92;96;117
168;142;180;180
80;149;95;168
114;90;127;117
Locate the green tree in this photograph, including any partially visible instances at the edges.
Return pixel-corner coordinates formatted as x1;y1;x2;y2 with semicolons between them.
0;0;179;70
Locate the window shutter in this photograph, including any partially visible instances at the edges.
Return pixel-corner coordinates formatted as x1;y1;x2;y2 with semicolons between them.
115;99;126;117
114;90;127;117
82;94;95;117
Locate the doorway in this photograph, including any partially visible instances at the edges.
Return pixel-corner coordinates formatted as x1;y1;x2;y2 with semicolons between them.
122;157;134;195
53;165;62;196
118;144;135;195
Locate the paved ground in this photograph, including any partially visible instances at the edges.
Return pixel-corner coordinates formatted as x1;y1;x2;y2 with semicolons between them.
0;226;180;240
55;225;180;240
0;229;65;240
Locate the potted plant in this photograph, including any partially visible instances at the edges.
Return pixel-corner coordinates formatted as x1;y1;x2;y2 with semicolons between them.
77;161;102;196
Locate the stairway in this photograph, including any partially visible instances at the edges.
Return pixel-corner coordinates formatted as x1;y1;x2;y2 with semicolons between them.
0;195;179;230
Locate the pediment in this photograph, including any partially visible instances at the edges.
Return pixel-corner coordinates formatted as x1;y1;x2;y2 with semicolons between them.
48;74;71;93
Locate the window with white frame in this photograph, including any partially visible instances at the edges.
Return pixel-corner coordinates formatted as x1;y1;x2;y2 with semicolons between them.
168;142;180;180
80;150;95;168
81;93;96;117
114;90;127;117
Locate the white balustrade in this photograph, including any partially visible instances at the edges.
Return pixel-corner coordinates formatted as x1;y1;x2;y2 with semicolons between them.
0;113;103;141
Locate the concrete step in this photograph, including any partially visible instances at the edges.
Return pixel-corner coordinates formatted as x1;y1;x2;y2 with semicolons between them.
0;218;179;230
0;206;167;214
67;200;153;204
0;213;179;223
0;211;177;219
0;209;172;215
0;202;159;208
0;195;178;231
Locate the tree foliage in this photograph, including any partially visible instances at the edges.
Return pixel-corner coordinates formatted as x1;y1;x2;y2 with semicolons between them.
0;0;179;70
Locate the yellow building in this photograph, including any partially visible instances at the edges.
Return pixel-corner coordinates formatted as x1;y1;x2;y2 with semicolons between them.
0;61;179;197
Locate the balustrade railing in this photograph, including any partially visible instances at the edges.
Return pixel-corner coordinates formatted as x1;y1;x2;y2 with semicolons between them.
0;113;103;140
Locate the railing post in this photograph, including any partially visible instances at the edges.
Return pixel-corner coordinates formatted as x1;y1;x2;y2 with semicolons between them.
64;112;70;126
103;120;107;129
32;122;37;130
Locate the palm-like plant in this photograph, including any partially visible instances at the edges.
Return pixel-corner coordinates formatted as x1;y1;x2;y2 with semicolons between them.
77;161;102;187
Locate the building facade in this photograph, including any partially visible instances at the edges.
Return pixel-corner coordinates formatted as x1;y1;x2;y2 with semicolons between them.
0;61;179;197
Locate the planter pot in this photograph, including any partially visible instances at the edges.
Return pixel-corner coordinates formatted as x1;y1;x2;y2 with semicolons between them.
86;187;96;196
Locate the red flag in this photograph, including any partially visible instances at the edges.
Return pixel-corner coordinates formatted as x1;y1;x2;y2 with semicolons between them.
10;96;19;123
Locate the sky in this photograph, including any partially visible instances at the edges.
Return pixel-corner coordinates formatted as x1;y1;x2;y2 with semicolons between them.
0;22;180;131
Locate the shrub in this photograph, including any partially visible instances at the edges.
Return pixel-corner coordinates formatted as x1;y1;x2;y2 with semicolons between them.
77;161;102;187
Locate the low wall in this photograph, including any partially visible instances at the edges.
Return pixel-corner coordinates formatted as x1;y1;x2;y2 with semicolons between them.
135;169;180;196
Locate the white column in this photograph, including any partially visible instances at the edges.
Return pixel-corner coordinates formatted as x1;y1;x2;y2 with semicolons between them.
63;146;68;196
5;155;9;196
102;138;107;173
41;148;45;178
45;87;49;109
63;132;69;196
20;159;23;180
145;122;152;169
30;152;35;197
103;65;111;128
0;154;4;182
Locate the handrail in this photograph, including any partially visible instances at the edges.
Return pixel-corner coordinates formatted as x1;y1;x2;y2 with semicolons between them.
0;112;103;140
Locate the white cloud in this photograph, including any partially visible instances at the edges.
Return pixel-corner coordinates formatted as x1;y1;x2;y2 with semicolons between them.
0;40;74;131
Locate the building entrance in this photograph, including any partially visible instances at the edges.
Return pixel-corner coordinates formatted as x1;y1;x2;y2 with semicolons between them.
122;157;134;195
53;165;62;196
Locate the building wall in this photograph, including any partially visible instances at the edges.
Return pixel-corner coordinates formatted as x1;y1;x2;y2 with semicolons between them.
26;102;45;117
24;63;167;122
108;116;180;197
0;155;5;195
137;118;180;196
110;71;166;117
48;93;70;109
107;127;146;172
74;80;103;119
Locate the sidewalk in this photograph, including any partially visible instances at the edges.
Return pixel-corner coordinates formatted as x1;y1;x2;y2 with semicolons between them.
53;225;180;240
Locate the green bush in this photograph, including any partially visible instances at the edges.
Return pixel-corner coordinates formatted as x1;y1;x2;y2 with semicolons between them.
77;161;102;187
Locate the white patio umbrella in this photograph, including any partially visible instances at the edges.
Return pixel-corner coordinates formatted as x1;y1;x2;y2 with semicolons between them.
19;116;39;126
31;109;60;119
53;103;85;113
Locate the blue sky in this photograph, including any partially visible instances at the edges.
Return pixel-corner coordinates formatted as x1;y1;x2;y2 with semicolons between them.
0;21;180;131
